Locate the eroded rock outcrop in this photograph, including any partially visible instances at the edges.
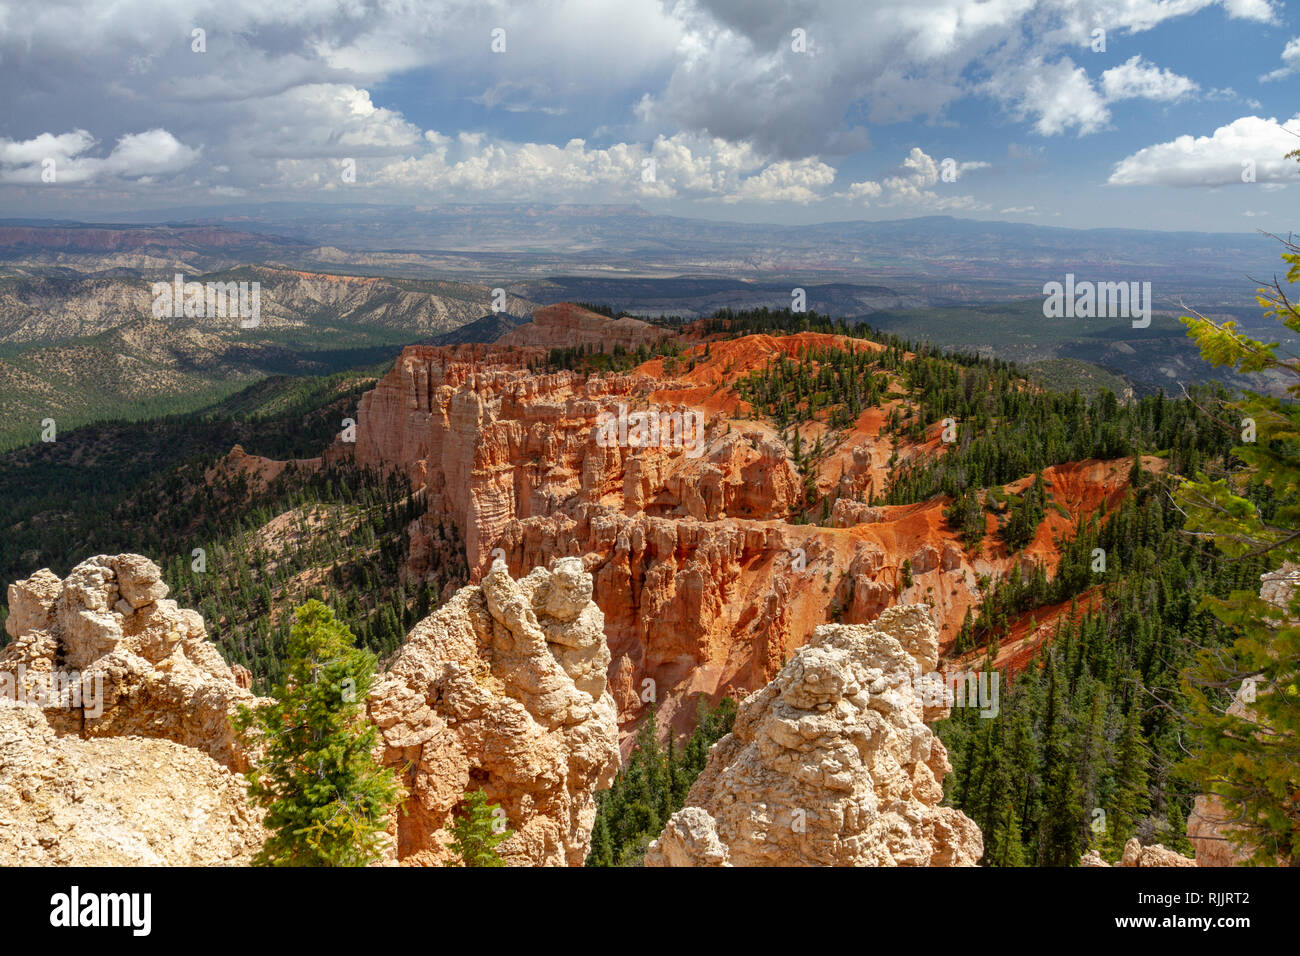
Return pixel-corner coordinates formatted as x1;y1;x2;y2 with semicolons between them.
369;556;620;866
644;605;983;866
1079;838;1196;868
0;555;266;866
1;554;259;771
0;702;264;866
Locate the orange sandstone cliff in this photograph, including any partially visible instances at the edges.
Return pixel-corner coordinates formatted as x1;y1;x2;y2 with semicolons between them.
327;322;1144;735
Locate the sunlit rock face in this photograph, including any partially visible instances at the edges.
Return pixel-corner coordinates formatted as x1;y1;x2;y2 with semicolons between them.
369;557;620;866
646;605;983;867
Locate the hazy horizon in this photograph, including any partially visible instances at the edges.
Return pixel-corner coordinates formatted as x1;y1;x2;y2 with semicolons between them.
0;203;1286;238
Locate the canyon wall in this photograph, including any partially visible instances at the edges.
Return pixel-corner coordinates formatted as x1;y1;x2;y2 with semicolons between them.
331;332;1140;735
330;333;1140;735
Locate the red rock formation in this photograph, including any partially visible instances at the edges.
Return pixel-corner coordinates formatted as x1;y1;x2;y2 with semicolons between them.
329;324;1143;736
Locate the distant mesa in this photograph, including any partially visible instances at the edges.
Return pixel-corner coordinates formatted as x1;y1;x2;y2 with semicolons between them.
495;302;670;352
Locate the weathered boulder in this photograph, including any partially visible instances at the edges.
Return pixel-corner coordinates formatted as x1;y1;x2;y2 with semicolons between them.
645;605;983;866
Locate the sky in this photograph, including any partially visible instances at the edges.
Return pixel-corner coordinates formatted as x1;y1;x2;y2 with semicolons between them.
0;0;1297;231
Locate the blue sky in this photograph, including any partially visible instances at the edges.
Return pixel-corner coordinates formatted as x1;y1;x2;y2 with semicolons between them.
0;0;1297;231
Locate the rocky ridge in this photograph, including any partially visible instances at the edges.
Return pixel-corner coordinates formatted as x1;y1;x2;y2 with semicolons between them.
0;555;265;865
0;266;535;344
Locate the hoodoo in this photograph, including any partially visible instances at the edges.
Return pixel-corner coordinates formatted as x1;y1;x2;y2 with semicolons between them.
369;556;621;866
645;605;983;866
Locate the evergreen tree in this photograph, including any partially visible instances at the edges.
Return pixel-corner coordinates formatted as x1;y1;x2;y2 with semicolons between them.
1176;226;1300;866
1036;656;1084;865
232;600;404;866
586;696;736;866
446;788;513;867
1103;702;1150;860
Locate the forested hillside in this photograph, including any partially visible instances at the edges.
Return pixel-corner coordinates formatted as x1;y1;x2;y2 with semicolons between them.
613;306;1258;865
0;368;466;687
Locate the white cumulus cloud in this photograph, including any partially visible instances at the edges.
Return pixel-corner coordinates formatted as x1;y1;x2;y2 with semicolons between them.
0;128;198;183
1101;56;1198;102
843;147;987;209
1260;36;1300;81
1108;114;1300;186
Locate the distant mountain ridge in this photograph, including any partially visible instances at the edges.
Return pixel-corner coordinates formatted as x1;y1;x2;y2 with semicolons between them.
0;267;536;449
427;312;523;345
0;265;535;345
0;209;1278;311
